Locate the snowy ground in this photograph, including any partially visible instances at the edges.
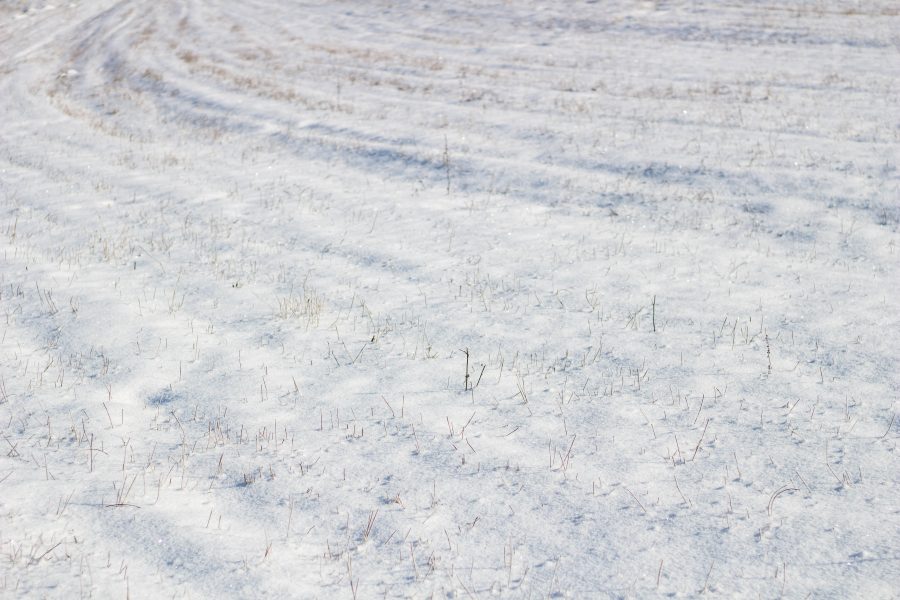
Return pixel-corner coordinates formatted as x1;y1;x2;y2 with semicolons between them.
1;0;899;597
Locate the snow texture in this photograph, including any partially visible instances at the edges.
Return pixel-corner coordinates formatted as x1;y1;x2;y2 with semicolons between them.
1;0;898;597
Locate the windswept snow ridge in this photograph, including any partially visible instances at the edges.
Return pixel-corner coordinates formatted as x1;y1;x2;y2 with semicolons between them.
1;1;898;597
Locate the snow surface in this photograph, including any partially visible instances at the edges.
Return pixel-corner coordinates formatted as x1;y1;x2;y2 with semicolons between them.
1;0;899;597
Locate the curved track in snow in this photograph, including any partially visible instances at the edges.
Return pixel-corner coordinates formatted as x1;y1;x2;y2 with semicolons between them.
1;1;898;597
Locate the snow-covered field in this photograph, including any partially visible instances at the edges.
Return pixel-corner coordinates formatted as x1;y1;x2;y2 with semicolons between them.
1;0;898;597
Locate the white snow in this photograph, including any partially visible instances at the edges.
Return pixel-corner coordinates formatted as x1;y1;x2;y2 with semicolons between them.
1;0;898;597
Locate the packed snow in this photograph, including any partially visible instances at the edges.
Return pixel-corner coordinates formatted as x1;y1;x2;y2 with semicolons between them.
1;0;898;597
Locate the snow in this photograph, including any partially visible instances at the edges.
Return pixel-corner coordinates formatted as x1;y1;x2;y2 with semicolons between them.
1;0;898;597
